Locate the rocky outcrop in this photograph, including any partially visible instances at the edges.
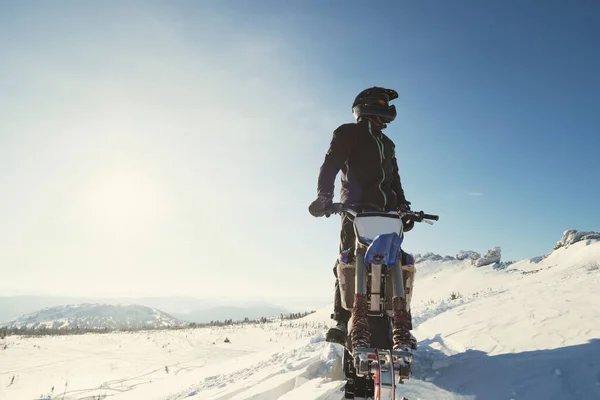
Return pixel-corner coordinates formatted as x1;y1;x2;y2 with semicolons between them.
456;250;481;261
554;230;600;250
494;260;514;270
414;252;445;263
474;247;501;268
413;248;501;268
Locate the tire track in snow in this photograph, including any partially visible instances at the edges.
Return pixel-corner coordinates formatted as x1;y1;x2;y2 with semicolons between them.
176;340;344;400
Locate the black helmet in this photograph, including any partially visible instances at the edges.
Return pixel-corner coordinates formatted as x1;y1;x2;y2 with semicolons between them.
352;86;398;124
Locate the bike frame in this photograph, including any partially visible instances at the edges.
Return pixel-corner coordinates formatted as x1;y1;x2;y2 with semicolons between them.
322;203;438;396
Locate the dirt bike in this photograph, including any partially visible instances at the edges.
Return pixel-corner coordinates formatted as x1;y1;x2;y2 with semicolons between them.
322;203;439;400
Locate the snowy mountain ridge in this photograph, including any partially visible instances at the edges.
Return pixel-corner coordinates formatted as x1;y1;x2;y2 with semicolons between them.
414;247;503;268
416;229;600;269
554;229;600;249
2;303;186;330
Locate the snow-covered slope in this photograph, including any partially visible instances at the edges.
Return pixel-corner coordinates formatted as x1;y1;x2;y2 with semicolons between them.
2;303;185;330
2;232;600;400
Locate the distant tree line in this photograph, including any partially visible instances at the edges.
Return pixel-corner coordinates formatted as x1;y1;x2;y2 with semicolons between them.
0;310;317;337
185;310;316;328
0;324;188;338
280;311;316;320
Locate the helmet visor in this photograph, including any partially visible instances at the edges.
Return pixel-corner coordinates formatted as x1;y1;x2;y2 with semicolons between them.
363;94;389;107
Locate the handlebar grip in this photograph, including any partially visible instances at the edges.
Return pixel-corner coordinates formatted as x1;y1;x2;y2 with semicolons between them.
422;213;439;221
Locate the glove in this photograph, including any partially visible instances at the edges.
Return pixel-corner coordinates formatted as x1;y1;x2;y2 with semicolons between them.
308;196;332;217
397;201;411;214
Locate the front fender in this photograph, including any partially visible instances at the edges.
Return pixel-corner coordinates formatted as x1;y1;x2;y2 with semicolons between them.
364;232;403;270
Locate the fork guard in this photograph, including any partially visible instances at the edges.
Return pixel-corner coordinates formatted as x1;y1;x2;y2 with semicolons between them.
364;233;403;269
337;255;416;314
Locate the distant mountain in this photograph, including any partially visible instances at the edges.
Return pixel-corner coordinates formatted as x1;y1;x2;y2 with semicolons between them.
2;303;186;330
0;296;293;325
171;304;289;323
0;296;83;324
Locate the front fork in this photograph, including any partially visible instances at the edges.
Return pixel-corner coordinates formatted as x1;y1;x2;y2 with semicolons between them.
350;248;370;350
350;248;414;377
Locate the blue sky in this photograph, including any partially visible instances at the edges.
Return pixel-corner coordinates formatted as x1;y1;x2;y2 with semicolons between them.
1;1;599;307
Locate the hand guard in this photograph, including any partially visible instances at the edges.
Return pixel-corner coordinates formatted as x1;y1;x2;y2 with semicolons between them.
398;201;414;232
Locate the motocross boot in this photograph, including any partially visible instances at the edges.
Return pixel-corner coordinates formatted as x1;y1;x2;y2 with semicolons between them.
326;321;347;345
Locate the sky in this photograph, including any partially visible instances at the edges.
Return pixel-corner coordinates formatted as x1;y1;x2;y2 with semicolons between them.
1;1;599;308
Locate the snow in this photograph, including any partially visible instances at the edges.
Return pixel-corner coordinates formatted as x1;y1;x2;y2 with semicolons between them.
2;239;600;399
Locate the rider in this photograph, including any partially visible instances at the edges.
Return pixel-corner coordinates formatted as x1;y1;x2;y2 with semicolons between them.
308;86;413;345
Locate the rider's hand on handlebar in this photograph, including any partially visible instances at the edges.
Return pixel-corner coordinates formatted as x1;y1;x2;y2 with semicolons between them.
308;196;333;217
397;201;411;214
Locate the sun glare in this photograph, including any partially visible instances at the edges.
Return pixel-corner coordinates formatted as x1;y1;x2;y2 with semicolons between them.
76;169;163;239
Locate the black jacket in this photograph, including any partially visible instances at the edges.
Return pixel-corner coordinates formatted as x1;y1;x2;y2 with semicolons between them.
317;119;408;211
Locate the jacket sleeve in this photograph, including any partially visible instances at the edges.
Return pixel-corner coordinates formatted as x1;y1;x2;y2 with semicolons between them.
317;125;355;199
391;152;408;205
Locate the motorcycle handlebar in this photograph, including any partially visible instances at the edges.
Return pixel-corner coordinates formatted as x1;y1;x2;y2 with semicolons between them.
419;213;440;221
324;203;439;222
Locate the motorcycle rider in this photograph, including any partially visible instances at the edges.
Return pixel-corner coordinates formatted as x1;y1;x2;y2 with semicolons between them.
308;86;413;346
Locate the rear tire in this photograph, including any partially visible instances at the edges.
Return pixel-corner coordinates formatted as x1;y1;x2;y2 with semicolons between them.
343;316;392;399
345;315;393;350
368;315;393;349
